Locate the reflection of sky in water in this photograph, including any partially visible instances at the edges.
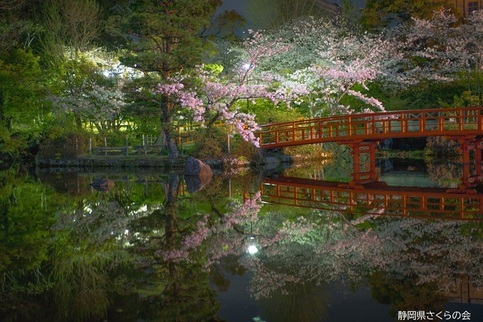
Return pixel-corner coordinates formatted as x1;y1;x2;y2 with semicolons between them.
215;272;262;322
326;283;389;322
216;273;391;322
380;172;440;187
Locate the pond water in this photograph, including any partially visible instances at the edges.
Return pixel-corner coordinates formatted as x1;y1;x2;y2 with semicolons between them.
0;156;482;322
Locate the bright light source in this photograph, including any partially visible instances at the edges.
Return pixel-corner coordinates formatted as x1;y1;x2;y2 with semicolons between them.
247;244;259;255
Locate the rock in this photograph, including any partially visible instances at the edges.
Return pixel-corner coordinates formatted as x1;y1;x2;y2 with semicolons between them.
90;179;115;191
184;156;212;178
184;157;213;193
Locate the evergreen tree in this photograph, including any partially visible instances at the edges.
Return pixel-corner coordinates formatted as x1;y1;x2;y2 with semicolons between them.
107;0;222;160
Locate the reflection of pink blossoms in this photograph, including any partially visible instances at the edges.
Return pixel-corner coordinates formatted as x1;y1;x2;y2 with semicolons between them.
160;193;264;264
205;192;263;266
241;257;301;300
160;215;210;263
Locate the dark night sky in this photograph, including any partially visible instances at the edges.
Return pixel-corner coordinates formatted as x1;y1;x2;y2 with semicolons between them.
217;0;366;32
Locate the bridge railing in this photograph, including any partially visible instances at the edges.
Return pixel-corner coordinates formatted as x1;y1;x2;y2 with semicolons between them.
259;178;483;220
258;107;483;148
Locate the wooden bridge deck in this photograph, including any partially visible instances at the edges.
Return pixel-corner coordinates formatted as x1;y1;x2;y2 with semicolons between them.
258;107;483;148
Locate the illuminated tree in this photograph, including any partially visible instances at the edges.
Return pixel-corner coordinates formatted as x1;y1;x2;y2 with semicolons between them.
47;55;124;131
260;18;401;116
108;0;222;160
48;58;127;133
389;9;483;104
155;31;292;147
40;0;101;62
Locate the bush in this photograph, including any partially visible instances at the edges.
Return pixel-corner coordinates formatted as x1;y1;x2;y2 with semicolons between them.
191;127;227;159
38;132;91;160
284;144;331;160
231;136;258;162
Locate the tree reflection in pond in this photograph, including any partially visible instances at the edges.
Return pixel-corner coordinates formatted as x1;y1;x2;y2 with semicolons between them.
0;167;482;321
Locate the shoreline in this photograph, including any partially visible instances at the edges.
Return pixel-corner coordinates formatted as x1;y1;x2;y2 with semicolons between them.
34;150;293;170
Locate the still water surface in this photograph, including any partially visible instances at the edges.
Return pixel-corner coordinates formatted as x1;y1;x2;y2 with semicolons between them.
0;157;482;322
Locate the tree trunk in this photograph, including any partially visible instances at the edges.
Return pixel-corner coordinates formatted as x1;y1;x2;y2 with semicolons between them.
161;94;180;161
163;128;180;160
74;112;82;131
164;173;179;278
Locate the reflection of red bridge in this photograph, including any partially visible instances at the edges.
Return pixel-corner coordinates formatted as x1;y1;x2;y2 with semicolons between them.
258;107;483;187
258;176;483;220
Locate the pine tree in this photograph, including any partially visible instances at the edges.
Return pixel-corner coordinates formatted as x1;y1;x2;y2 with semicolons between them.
108;0;222;160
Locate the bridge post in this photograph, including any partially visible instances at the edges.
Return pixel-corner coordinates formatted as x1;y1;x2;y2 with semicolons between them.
348;140;379;187
456;136;483;189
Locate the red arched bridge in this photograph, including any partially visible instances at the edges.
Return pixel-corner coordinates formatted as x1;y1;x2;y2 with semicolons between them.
250;176;483;221
257;107;483;187
257;107;483;148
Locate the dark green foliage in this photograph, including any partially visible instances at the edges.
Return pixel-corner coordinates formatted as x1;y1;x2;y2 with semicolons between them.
361;0;460;31
230;137;258;161
0;48;46;155
191;127;227;159
37;132;91;160
109;0;222;77
369;271;448;318
366;81;469;111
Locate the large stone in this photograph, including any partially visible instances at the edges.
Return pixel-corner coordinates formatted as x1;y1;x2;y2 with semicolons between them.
184;156;212;177
184;157;213;193
90;179;115;191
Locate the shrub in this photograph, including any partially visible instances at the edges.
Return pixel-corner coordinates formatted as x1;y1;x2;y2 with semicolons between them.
284;144;331;160
231;136;258;162
191;127;227;159
38;132;91;160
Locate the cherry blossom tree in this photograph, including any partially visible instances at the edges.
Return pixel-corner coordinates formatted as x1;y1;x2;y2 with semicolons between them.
156;31;292;147
251;18;401;117
157;11;483;146
48;55;127;132
156;19;404;149
49;82;126;133
388;9;483;103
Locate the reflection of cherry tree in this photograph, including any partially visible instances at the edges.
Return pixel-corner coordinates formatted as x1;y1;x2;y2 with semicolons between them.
379;219;481;289
163;195;481;303
160;191;264;264
53;192;153;244
240;214;482;300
